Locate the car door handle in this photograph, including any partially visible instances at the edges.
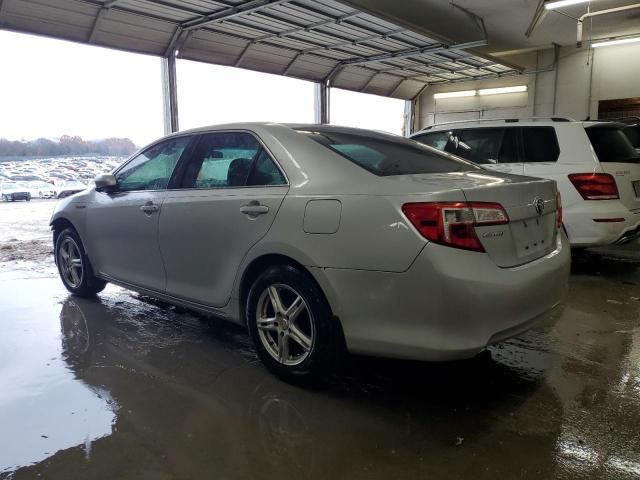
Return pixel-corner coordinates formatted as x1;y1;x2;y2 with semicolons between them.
140;203;159;214
240;203;269;215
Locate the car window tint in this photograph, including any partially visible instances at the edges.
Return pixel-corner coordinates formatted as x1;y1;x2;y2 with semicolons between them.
117;137;190;191
450;128;504;164
622;125;640;149
247;149;286;186
297;129;479;176
499;128;520;163
522;127;560;162
413;132;450;150
586;127;639;163
185;132;261;188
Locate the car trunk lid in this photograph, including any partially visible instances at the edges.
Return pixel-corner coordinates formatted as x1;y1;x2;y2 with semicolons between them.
393;171;559;267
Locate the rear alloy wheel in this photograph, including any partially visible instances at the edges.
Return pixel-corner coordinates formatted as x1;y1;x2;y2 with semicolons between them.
1;195;6;202
55;227;107;297
247;265;341;384
256;284;315;367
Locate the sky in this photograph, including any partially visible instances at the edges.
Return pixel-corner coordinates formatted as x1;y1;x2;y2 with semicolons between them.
0;30;405;147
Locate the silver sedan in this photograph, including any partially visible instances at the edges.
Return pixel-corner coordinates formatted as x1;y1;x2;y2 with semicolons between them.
50;123;571;383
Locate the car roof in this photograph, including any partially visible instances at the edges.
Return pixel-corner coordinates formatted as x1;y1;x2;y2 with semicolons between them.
416;118;625;133
166;122;404;140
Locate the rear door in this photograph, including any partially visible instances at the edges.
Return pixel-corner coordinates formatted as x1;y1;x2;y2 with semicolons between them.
586;125;640;213
158;131;288;307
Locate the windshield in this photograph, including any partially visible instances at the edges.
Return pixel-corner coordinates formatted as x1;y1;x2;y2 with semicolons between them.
297;129;480;176
586;126;640;163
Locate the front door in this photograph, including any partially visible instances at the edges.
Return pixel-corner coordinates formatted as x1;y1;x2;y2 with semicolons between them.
158;131;289;307
85;136;192;291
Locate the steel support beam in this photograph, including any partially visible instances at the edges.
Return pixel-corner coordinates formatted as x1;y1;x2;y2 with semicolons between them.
403;99;415;137
161;53;179;134
339;40;487;67
314;82;330;124
182;0;290;32
88;7;108;43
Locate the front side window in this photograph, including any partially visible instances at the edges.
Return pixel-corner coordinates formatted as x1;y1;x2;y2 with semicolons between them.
183;132;286;188
298;129;479;176
413;132;450;150
522;127;560;162
116;137;190;191
448;128;505;165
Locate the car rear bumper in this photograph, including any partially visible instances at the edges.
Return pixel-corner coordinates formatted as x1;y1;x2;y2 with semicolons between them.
317;233;570;361
564;201;640;247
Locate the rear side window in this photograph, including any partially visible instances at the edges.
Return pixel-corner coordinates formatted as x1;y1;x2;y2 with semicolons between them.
622;125;640;148
586;127;639;163
521;127;560;162
297;130;479;176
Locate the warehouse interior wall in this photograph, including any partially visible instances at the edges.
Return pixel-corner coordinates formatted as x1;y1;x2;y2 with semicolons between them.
415;43;640;129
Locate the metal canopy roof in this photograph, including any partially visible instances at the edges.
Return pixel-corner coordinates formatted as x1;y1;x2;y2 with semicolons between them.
0;0;521;99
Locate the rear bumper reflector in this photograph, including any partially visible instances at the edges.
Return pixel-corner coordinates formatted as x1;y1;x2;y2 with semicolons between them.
593;218;626;223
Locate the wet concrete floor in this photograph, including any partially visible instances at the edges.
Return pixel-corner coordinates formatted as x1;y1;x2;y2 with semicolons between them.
0;250;639;480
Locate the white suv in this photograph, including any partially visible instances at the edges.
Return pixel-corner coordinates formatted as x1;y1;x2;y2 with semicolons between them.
412;118;640;247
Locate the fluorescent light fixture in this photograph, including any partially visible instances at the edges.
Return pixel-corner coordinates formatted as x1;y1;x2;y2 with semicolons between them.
433;90;476;99
592;37;640;48
545;0;592;10
478;85;527;96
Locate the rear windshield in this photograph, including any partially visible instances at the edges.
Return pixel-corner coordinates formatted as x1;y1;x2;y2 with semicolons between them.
297;129;480;176
586;127;640;163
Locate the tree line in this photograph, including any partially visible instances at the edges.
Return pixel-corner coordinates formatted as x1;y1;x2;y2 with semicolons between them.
0;135;137;157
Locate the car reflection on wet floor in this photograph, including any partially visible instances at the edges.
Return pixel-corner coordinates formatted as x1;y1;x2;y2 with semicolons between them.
0;251;639;480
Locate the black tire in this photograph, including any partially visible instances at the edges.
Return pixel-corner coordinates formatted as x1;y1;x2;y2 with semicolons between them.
26;195;31;201
55;227;107;297
246;264;343;385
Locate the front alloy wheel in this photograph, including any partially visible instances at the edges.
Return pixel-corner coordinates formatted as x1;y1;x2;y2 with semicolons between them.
55;227;107;297
57;236;84;289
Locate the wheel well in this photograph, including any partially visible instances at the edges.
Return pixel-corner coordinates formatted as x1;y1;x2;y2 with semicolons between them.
240;254;308;307
239;253;340;322
51;218;75;246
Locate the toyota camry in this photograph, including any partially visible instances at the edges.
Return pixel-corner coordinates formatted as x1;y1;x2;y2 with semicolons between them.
50;123;570;382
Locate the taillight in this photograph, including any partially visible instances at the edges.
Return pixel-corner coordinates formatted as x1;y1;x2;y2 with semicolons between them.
401;201;509;252
556;190;563;229
568;173;619;200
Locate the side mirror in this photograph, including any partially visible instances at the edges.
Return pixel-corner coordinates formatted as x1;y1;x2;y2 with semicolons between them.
95;174;117;192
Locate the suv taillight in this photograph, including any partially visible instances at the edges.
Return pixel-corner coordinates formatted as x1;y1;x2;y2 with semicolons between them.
568;173;619;200
401;202;509;252
556;190;563;229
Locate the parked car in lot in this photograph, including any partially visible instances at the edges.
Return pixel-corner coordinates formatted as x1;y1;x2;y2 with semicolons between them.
50;123;570;382
57;180;88;198
1;181;31;201
412;118;640;247
28;180;58;199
